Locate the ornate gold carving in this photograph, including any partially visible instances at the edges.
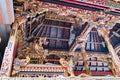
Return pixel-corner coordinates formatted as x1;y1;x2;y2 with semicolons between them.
59;57;75;77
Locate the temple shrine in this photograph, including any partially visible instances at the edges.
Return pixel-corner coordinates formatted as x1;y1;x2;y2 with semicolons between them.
0;0;120;79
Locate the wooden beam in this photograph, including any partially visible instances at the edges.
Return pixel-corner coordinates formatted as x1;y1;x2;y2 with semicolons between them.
110;28;120;38
47;37;69;41
81;50;91;75
33;37;69;41
85;42;104;44
45;14;75;23
42;24;71;29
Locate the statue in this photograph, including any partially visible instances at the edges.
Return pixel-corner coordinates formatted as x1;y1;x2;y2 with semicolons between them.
34;37;49;55
59;57;75;77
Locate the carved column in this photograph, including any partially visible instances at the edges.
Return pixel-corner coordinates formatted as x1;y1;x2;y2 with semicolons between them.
23;1;29;11
109;60;116;76
64;71;68;77
81;43;90;75
0;17;26;77
70;22;93;75
98;28;120;77
0;23;18;77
